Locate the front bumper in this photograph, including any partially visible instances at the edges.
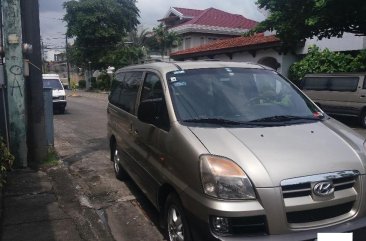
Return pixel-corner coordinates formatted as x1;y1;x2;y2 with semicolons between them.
180;175;366;241
53;100;67;109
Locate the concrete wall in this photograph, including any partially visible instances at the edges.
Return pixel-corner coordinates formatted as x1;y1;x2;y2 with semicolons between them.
186;49;297;77
298;33;366;54
173;34;232;52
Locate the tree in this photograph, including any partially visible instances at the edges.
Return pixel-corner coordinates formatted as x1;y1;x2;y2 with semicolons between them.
255;0;366;49
63;0;140;69
289;46;366;82
150;23;182;57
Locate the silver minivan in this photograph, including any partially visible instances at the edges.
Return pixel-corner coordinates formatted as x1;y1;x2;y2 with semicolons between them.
301;73;366;127
107;61;366;241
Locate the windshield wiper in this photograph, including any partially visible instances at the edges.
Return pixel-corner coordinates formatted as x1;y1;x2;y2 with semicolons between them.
249;115;323;123
183;118;244;125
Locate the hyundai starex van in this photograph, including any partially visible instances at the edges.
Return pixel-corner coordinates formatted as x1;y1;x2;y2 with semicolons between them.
107;61;366;241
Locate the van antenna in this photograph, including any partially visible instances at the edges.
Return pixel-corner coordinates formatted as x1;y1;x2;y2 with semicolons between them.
171;63;183;71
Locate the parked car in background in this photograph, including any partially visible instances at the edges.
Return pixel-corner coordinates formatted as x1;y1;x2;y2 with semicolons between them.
43;74;67;114
108;61;366;241
300;73;366;127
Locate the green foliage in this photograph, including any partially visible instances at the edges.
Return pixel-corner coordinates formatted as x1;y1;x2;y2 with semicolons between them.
41;148;60;168
0;138;14;187
91;77;97;89
79;80;86;89
70;79;78;91
63;0;140;69
150;23;182;57
96;72;111;90
289;46;366;83
255;0;366;49
100;45;144;68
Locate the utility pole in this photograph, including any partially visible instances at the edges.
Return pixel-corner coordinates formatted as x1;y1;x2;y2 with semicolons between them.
20;0;48;167
66;36;71;88
3;0;27;167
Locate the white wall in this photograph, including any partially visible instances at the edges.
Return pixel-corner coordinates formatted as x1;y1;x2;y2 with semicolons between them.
298;33;366;54
190;49;297;77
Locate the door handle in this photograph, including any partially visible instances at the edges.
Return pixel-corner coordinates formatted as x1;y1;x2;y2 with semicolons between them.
361;95;366;98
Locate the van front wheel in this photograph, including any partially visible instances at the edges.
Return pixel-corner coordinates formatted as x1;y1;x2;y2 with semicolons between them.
165;193;191;241
112;148;128;180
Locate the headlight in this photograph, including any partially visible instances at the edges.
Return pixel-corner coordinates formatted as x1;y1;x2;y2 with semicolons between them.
200;155;256;200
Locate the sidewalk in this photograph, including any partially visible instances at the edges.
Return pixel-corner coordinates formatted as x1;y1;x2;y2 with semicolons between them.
0;166;115;241
1;169;82;241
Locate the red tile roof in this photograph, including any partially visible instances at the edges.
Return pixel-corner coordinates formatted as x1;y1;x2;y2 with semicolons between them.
171;34;280;57
173;7;204;18
173;7;257;30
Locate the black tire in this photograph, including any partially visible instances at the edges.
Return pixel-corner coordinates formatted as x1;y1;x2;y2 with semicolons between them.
164;193;192;241
111;144;128;180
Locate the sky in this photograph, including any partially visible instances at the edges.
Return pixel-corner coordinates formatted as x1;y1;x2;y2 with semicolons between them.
39;0;265;60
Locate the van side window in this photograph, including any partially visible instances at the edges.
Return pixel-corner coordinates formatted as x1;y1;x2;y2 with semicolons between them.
109;73;125;106
119;71;143;114
363;76;366;89
302;77;328;91
109;71;143;114
329;77;358;92
139;73;170;131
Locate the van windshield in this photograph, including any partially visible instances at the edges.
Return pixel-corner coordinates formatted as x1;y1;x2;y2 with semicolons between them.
43;79;63;90
167;68;322;126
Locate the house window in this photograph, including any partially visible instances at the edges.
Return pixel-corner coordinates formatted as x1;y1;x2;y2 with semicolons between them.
200;37;205;45
185;37;191;49
207;37;217;42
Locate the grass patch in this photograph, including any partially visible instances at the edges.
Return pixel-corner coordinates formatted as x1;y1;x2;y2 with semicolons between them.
41;147;61;167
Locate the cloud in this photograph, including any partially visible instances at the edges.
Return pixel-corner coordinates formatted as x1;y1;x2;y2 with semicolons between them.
39;0;65;12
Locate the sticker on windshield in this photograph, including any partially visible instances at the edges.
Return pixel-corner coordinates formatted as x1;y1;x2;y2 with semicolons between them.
170;77;178;82
173;81;187;87
173;70;185;75
225;68;232;72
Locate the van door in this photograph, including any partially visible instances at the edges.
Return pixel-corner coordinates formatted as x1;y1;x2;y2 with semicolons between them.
132;71;171;205
326;76;361;115
111;71;148;190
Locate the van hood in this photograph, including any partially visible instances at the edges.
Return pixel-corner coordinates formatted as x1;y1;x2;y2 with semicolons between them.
188;120;366;187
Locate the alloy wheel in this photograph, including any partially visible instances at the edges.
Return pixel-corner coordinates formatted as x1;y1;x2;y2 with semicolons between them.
167;206;184;241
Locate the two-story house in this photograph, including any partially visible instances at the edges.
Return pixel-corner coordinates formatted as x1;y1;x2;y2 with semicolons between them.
159;7;257;52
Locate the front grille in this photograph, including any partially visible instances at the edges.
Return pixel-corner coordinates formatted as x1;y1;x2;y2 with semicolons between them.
281;172;358;199
230;216;268;235
287;202;354;223
281;171;359;225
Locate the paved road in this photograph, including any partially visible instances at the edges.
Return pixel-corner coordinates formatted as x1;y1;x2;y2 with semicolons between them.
54;91;165;241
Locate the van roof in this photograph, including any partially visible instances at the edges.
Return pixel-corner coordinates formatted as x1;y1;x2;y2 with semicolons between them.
116;61;270;74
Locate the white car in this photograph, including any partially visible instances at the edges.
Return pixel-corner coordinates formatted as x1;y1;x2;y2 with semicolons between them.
42;74;67;113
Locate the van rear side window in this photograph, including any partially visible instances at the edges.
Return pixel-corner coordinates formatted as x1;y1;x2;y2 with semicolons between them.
302;77;328;91
303;77;359;92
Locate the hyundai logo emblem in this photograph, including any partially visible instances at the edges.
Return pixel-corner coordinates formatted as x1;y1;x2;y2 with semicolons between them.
313;181;335;197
